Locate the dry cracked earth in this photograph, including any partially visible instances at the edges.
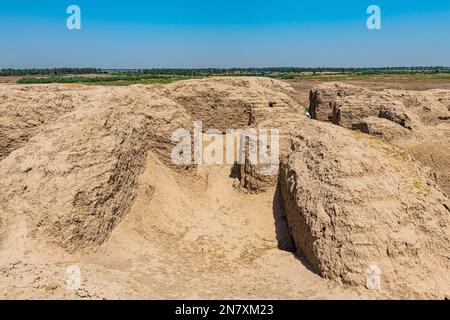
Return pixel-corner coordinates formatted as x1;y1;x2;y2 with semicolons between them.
0;77;449;300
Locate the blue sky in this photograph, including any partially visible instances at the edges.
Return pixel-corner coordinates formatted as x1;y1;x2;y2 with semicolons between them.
0;0;449;68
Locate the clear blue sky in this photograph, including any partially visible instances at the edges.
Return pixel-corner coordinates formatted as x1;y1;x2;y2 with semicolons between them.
0;0;449;68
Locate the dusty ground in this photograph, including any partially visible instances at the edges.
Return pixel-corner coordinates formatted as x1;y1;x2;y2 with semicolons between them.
0;76;20;84
1;162;374;299
0;77;448;300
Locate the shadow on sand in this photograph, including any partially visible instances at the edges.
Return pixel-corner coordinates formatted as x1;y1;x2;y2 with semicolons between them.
272;183;317;274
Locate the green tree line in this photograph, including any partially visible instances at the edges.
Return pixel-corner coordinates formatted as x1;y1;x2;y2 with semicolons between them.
3;67;450;77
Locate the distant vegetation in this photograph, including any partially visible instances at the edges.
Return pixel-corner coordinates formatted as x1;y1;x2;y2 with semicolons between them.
16;74;190;85
138;66;450;76
3;66;450;85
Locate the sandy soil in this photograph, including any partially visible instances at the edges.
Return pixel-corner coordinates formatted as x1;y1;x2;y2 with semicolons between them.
0;76;20;84
1;159;375;300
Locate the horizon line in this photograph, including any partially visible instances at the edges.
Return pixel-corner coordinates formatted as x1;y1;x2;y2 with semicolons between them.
2;66;450;70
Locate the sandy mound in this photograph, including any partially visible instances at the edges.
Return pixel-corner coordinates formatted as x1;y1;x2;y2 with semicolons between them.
0;78;448;299
279;120;450;298
310;82;450;127
352;116;411;140
309;82;366;122
0;85;95;161
0;87;190;251
234;81;450;298
166;77;300;131
309;82;450;196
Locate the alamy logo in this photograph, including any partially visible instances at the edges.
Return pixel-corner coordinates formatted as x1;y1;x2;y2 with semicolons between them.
67;5;81;30
367;5;382;30
171;121;280;176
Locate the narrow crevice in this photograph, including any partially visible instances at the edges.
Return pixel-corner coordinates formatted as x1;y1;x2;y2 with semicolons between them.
272;183;295;252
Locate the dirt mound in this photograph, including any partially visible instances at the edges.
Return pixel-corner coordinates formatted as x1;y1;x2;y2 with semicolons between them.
235;81;450;298
278;119;450;298
0;78;448;299
352;116;411;140
309;82;366;122
0;87;190;251
406;137;450;197
166;77;300;131
309;82;450;195
332;95;421;130
0;77;298;252
310;82;450;127
237;113;304;193
0;85;96;161
1;78;378;300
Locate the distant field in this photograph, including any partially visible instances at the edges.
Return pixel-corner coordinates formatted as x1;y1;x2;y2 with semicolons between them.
0;76;20;83
3;71;450;86
0;69;450;89
285;72;450;81
14;74;191;85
